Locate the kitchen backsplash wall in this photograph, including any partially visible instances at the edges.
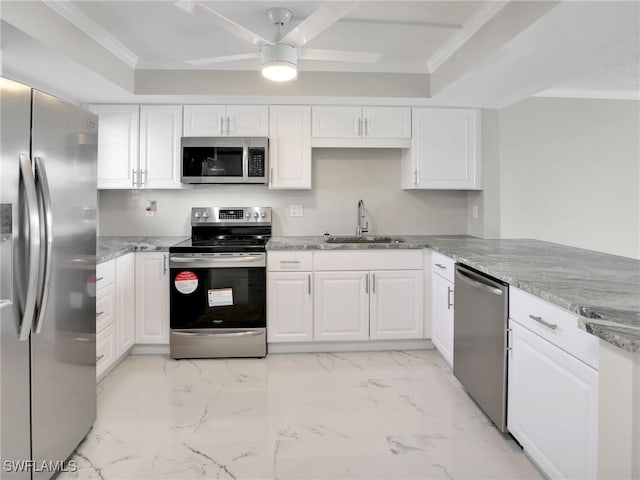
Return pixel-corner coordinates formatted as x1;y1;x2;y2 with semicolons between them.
499;97;640;259
98;148;470;236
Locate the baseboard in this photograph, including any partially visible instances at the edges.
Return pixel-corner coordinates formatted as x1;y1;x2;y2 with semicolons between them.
130;344;170;355
268;338;434;354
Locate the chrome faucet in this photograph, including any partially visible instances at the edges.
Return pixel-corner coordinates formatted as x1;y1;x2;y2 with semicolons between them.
356;199;368;238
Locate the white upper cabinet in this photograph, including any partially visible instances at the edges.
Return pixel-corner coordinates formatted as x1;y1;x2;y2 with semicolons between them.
402;108;481;190
269;105;312;189
91;104;182;189
183;105;268;137
139;105;182;189
311;106;411;147
90;104;139;189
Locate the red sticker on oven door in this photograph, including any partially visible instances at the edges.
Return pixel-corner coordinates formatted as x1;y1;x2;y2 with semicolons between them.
175;271;198;294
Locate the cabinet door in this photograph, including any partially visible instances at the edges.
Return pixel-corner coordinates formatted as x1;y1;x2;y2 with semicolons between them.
314;271;369;341
135;253;170;344
370;270;423;340
403;108;480;190
312;106;361;138
226;105;268;136
90;104;139;189
267;272;313;342
183;105;225;136
96;323;116;382
431;272;454;367
269;105;311;189
508;320;598;479
139;105;182;189
115;253;136;357
362;107;411;139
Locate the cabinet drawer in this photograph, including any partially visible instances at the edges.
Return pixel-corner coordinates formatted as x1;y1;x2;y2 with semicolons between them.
431;251;455;283
267;251;313;271
96;323;116;380
96;283;115;333
96;260;115;289
314;250;422;271
509;287;598;369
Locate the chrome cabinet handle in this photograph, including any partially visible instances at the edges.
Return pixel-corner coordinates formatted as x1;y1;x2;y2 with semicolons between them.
140;169;147;186
280;260;300;264
413;170;418;186
163;254;168;275
365;273;369;294
96;311;105;318
364;117;369;137
33;157;53;335
447;286;453;310
528;315;558;330
308;274;311;296
435;263;447;270
96;276;104;282
372;273;376;294
227;116;232;135
96;355;105;362
0;299;13;310
219;116;224;135
132;169;137;188
358;117;362;137
18;154;40;341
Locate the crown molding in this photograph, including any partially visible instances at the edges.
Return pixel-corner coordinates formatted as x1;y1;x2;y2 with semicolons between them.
43;0;138;68
534;88;640;101
426;1;509;74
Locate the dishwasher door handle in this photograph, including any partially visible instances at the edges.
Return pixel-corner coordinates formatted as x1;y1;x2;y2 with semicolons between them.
455;268;504;296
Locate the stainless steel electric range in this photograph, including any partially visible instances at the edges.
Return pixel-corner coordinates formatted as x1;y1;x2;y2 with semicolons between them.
168;207;271;359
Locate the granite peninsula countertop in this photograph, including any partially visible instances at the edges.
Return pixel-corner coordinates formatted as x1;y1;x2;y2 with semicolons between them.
268;235;640;353
97;236;189;263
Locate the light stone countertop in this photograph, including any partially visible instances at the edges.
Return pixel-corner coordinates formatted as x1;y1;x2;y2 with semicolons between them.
97;236;189;263
267;235;640;353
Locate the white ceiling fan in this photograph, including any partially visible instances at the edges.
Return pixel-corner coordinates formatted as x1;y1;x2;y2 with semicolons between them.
174;1;383;81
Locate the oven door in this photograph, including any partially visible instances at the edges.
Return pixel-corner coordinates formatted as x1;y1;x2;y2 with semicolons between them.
169;252;266;330
169;252;267;358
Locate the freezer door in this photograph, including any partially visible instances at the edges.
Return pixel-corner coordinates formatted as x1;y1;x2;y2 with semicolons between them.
0;77;32;479
30;90;97;478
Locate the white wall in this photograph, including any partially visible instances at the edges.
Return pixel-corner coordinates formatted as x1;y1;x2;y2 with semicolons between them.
498;97;640;259
98;148;470;236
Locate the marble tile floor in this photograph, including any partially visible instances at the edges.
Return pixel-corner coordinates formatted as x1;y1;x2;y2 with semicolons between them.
62;350;543;480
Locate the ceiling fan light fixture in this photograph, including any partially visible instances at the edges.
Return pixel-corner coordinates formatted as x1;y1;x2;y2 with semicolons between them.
261;44;297;82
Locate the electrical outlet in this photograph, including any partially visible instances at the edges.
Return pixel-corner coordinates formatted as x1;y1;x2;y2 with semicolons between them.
145;200;157;217
290;205;303;217
472;204;479;219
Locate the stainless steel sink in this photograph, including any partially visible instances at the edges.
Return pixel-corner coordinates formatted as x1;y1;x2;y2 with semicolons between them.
325;235;404;244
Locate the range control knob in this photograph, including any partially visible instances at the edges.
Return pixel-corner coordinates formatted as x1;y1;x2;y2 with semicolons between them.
194;212;201;218
253;212;260;219
202;212;209;219
261;212;267;218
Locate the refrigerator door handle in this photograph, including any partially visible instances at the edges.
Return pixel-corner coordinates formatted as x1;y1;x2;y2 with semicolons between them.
0;299;13;310
18;153;40;341
33;156;54;334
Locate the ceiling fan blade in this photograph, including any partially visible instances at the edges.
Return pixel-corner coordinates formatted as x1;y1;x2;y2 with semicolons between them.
299;48;382;63
174;1;272;47
281;2;358;47
187;53;260;66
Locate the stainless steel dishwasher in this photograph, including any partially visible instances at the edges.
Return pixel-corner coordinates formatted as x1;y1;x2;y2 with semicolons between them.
453;263;509;432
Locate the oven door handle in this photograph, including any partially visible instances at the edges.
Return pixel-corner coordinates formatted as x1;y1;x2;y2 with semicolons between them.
170;255;264;264
172;330;263;338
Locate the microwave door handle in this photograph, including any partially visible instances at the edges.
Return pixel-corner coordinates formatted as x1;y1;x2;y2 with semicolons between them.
242;146;249;181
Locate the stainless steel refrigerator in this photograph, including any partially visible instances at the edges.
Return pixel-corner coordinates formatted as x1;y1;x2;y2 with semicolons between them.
0;77;97;479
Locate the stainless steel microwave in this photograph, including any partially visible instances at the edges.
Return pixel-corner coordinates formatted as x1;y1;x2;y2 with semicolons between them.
181;137;268;184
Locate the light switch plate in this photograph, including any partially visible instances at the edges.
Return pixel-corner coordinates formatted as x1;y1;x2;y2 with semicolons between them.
290;205;303;217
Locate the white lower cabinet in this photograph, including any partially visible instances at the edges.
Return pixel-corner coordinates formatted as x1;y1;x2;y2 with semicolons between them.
135;252;170;344
430;252;455;366
267;272;313;342
115;253;136;356
369;270;423;340
96;323;116;380
508;288;599;480
314;271;370;341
